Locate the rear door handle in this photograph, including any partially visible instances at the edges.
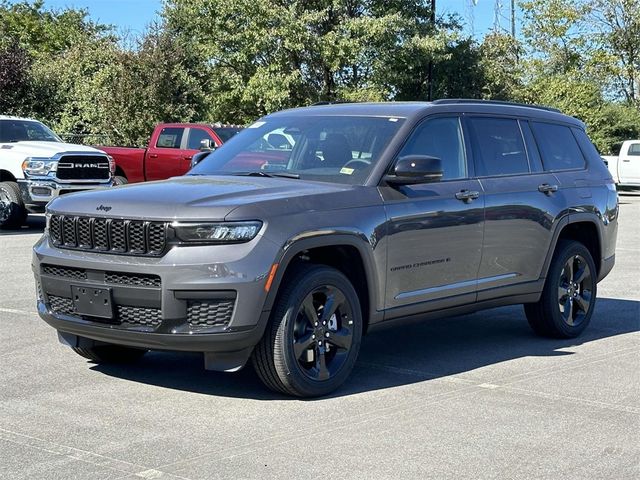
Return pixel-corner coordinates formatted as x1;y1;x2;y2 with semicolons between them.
538;183;558;194
184;156;192;160
622;159;630;162
455;190;480;202
149;154;158;159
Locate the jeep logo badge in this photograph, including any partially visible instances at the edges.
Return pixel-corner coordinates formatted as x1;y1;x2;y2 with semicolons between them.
96;205;112;212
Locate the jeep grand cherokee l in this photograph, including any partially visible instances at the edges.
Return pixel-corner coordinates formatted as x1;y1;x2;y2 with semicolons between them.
32;100;618;397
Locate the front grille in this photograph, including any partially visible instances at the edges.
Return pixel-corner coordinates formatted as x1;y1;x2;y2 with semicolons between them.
47;295;160;327
48;295;75;315
105;272;161;287
56;155;110;181
42;264;87;280
117;305;161;327
49;215;168;256
187;300;234;328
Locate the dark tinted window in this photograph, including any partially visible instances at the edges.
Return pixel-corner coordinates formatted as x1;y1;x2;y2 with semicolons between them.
628;143;640;156
520;121;543;172
187;128;214;149
571;127;602;165
399;117;467;180
156;128;184;148
531;122;585;171
213;127;242;143
468;117;529;176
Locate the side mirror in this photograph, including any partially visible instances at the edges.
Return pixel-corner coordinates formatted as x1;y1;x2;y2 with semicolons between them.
384;155;443;185
200;138;215;151
190;150;212;170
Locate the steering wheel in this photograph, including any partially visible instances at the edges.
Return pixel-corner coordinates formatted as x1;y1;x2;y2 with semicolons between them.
342;159;371;171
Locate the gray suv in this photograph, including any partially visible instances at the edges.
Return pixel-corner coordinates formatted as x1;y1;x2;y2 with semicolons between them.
32;100;618;397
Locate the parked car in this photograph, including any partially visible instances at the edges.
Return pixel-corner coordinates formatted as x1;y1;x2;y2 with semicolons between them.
32;100;618;397
602;140;640;189
98;123;242;184
0;116;114;229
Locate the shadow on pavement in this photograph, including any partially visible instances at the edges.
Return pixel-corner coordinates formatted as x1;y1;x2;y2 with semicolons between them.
0;215;45;236
91;296;639;400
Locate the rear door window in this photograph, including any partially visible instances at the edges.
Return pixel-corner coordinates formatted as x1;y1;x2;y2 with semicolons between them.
531;122;586;171
187;128;214;150
156;128;184;149
467;117;529;176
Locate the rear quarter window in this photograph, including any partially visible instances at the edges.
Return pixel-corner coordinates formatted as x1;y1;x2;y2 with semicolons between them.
628;143;640;156
531;122;586;171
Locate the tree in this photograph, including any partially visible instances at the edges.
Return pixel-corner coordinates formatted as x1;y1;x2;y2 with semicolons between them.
0;41;32;115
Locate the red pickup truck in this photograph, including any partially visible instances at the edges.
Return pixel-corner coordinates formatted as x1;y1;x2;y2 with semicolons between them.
98;123;242;183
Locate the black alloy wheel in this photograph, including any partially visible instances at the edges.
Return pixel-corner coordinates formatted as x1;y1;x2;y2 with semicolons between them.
253;264;363;397
292;284;355;381
525;240;597;338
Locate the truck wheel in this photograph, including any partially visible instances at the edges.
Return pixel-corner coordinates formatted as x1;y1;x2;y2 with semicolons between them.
524;240;597;338
0;181;27;229
252;265;363;397
113;176;128;186
72;344;147;363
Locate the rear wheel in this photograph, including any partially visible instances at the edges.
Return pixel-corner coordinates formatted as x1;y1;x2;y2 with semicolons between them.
72;344;147;363
0;181;27;229
252;265;363;397
524;240;597;338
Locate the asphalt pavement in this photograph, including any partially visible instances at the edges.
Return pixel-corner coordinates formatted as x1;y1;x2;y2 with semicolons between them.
1;195;638;480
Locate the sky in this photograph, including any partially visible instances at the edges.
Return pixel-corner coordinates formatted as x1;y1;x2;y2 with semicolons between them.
39;0;518;39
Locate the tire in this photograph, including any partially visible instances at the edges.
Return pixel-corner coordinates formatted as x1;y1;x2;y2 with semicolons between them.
524;240;597;338
0;181;27;229
113;176;128;186
252;264;363;397
72;344;147;363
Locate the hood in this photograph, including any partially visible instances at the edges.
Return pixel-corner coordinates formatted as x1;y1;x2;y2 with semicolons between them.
0;141;104;158
47;175;377;221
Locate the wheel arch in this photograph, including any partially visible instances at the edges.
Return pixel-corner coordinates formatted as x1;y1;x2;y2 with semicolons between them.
542;214;604;281
0;170;17;183
263;233;382;334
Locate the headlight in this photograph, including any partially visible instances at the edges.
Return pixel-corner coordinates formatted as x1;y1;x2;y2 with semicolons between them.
22;157;57;176
107;155;115;173
173;221;262;243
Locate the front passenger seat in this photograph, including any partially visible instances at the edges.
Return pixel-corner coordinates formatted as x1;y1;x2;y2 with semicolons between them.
320;133;352;168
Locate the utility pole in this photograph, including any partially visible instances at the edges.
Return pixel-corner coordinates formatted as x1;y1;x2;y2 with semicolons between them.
511;0;516;38
427;0;436;101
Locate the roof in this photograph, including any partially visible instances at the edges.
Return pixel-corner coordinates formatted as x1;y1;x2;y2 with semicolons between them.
266;99;583;128
0;115;40;122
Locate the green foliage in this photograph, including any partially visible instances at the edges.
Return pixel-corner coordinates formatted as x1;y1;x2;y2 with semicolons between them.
0;0;637;150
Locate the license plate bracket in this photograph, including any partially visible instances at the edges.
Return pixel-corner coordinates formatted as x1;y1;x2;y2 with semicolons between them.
71;285;114;319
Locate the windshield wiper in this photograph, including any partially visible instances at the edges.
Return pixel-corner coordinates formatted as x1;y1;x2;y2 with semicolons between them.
232;171;300;179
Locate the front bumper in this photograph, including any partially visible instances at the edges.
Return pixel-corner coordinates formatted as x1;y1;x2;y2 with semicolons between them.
32;232;279;370
18;179;113;210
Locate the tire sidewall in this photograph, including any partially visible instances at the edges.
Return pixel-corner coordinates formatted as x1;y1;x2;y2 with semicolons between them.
545;241;597;338
0;182;26;228
277;266;363;397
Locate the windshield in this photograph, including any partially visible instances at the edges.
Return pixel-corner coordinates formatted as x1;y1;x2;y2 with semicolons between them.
0;119;62;143
190;115;405;185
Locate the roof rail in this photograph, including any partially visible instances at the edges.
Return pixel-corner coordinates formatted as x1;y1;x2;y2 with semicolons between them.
432;98;562;114
310;100;356;106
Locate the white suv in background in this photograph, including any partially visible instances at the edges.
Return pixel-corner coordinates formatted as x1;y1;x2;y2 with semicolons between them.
0;116;114;228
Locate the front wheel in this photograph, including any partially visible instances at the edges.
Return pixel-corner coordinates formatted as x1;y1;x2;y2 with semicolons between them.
252;265;363;397
524;240;597;338
0;181;27;229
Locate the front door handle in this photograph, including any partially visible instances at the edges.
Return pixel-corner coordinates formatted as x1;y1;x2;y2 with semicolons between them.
455;190;480;202
149;154;158;159
538;183;558;194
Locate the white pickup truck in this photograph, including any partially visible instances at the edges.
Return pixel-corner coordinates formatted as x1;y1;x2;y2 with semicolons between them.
0;116;114;228
603;140;640;189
